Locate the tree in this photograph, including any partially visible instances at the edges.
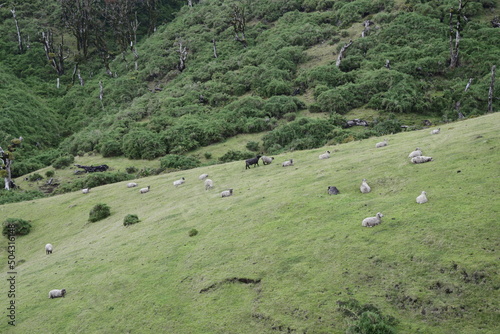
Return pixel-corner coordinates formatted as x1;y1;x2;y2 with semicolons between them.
449;0;469;69
0;137;23;190
41;30;70;77
229;3;247;47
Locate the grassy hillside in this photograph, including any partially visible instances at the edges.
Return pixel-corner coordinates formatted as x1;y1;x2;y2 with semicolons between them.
1;113;499;333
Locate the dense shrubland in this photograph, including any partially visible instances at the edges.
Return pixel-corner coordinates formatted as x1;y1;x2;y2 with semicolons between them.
0;0;498;183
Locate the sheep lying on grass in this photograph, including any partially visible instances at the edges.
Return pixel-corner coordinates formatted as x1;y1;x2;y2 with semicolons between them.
408;148;422;158
431;128;441;134
411;156;433;164
173;177;185;187
375;139;388;148
360;179;371;193
199;174;209;180
261;156;274;165
362;213;384;227
82;188;90;194
221;189;233;197
328;186;340;195
127;182;138;188
204;179;214;190
139;186;150;194
48;289;66;299
319;151;331;159
45;243;53;255
282;159;294;167
245;155;262;169
416;191;428;204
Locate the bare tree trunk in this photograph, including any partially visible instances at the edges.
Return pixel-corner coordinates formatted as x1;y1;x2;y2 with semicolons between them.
41;30;68;76
212;39;218;58
449;0;468;69
455;78;473;119
10;8;23;53
188;0;193;7
385;59;390;69
99;80;104;101
336;40;353;67
57;77;60;89
77;69;85;86
361;20;373;38
177;40;187;72
230;4;247;47
488;65;496;113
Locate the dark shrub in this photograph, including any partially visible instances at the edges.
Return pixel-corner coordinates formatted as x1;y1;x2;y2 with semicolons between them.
246;141;260;152
126;166;138;174
2;218;32;237
0;189;45;205
28;173;43;182
89;203;111;223
52;155;74;169
188;229;199;237
218;150;255;163
100;139;124;157
45;170;55;178
160;154;201;170
123;214;140;226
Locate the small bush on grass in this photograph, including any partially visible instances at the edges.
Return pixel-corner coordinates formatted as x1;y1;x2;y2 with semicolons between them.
160;154;201;170
246;141;260;152
188;229;198;237
89;204;111;223
2;218;32;237
45;170;55;178
123;214;140;226
28;173;44;182
52;155;74;169
337;299;398;334
218;150;255;163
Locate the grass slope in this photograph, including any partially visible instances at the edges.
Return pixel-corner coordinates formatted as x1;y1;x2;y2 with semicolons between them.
1;113;499;333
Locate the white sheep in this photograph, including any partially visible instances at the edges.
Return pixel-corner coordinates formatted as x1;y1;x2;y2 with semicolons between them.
199;174;209;180
173;177;185;187
48;289;66;299
204;179;214;190
82;188;90;194
261;156;274;165
282;159;294;167
431;128;440;134
375;139;388;148
139;186;150;194
408;148;422;158
127;182;138;188
221;189;233;197
45;243;53;255
319;151;331;159
362;212;384;227
360;179;371;193
411;156;433;164
416;191;428;204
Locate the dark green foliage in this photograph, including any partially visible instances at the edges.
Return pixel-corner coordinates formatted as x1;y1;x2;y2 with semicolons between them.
188;228;199;237
204;152;212;160
0;189;45;205
122;129;165;160
337;299;398;334
45;170;55;178
28;173;43;182
54;172;133;194
2;218;32;237
371;115;403;136
136;168;165;178
218;150;255;163
125;166;138;174
88;204;111;223
246;141;260;152
100;138;124;157
160;154;201;170
123;214;140;227
52;155;75;169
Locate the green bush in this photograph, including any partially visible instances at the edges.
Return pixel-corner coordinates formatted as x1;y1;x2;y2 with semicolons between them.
52;155;75;169
2;218;32;237
188;228;198;237
123;214;140;226
45;170;55;178
337;299;398;334
218;150;255;163
122;129;165;160
89;203;111;223
0;189;45;205
28;173;43;182
160;154;201;170
54;172;133;194
204;152;212;159
246;141;260;152
125;166;138;174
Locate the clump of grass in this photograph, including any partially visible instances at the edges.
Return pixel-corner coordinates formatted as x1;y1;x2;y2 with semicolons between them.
188;229;198;237
123;214;140;226
88;203;111;223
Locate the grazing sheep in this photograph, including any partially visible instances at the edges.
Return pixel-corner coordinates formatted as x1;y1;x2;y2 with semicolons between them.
221;189;233;197
362;212;384;227
328;186;340;195
173;177;185;187
416;191;428;204
408;148;422;159
127;182;138;188
261;156;274;165
204;179;214;190
48;289;66;299
375;139;388;148
431;128;441;134
198;174;209;180
411;156;433;164
360;179;371;193
282;159;294;167
45;243;53;255
319;151;331;159
139;186;150;194
245;155;262;169
82;188;90;194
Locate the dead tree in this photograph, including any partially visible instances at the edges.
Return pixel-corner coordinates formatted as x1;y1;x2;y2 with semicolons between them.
41;30;70;77
0;137;23;190
10;8;23;53
488;65;496;113
230;4;247;47
385;59;391;69
455;78;473;119
449;0;469;69
212;39;218;58
336;40;353;67
361;20;373;38
99;80;104;101
177;39;188;72
491;16;500;28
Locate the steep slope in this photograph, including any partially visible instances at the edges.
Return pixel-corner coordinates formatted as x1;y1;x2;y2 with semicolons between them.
1;113;499;333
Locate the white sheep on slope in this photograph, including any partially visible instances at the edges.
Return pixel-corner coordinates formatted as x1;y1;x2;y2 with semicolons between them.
416;191;428;204
375;139;388;148
408;148;422;159
48;289;66;299
261;156;274;165
199;174;209;180
431;128;440;134
139;186;150;194
411;156;433;164
282;159;294;167
173;177;185;187
204;179;214;190
360;179;371;194
82;188;90;194
221;189;233;197
362;213;384;227
45;243;53;255
127;182;138;188
319;151;331;159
